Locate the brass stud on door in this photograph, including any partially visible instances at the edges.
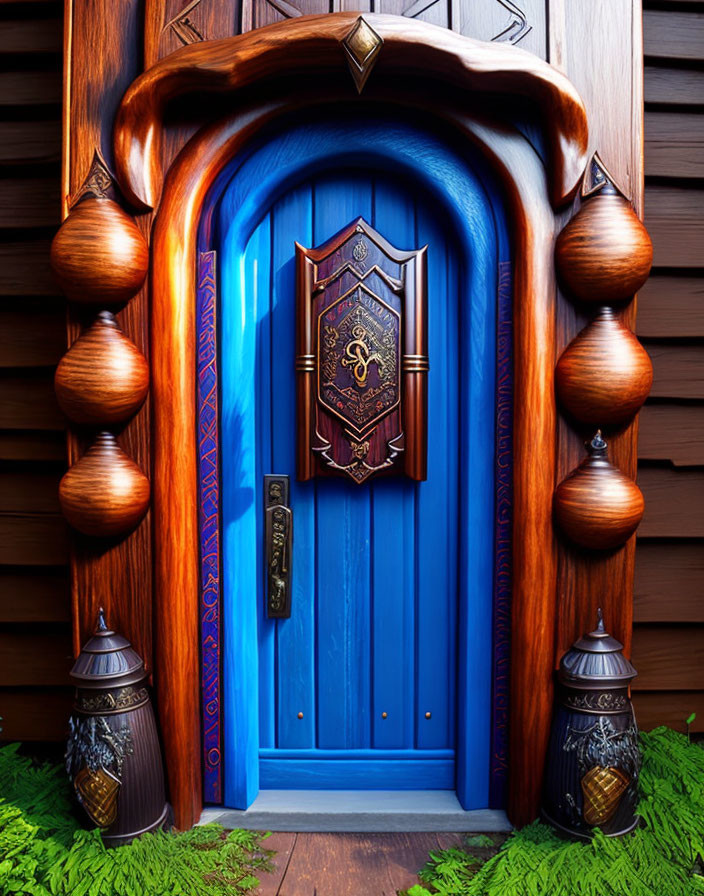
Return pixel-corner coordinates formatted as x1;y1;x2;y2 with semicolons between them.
381;712;388;719
297;712;303;719
425;712;432;720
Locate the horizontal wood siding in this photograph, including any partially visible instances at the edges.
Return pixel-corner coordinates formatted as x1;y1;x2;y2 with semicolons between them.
0;0;70;742
635;3;704;733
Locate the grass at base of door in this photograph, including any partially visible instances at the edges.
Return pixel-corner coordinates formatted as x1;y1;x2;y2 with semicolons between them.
0;742;273;896
403;727;704;896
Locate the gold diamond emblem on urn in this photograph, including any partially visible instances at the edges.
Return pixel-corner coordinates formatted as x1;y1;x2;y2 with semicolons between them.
342;17;383;94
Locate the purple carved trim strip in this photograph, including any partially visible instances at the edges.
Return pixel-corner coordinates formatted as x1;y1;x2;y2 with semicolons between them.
197;250;222;804
490;259;513;808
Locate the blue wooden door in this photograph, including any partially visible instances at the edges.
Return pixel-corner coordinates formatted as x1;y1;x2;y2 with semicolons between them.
216;116;502;810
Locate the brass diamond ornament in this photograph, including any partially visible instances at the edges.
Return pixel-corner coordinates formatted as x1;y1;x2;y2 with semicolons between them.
581;765;630;826
342;17;383;93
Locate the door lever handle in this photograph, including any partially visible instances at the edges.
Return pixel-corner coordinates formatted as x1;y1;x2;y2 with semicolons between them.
264;475;292;618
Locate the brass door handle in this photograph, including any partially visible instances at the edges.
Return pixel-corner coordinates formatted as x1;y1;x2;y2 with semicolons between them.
264;475;292;618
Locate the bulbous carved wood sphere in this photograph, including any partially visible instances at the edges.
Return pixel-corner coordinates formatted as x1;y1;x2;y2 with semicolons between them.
555;307;653;425
50;198;149;305
59;432;150;537
554;432;644;551
555;186;653;304
55;312;149;425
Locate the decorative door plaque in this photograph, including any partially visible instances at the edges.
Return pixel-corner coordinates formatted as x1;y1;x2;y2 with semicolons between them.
296;218;428;483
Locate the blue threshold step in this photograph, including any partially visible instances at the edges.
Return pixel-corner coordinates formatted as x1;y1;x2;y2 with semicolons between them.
198;791;512;833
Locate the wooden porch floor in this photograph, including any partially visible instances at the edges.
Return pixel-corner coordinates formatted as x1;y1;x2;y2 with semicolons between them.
256;832;465;895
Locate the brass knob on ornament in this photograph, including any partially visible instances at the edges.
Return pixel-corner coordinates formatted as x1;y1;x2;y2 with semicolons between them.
59;431;150;537
50;197;149;305
554;431;644;551
55;311;149;425
555;307;652;425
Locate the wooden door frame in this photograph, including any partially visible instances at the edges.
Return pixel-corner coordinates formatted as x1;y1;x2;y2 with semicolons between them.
108;12;592;828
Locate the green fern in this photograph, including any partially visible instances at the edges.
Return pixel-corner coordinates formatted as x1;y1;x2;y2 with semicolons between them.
403;727;704;896
0;744;273;895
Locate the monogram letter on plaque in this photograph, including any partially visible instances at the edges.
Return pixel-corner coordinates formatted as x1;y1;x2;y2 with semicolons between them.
296;218;428;483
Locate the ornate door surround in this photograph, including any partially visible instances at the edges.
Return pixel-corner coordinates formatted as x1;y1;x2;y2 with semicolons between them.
112;13;588;827
53;12;649;829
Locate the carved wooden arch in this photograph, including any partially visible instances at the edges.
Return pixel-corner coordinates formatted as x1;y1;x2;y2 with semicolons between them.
112;14;589;830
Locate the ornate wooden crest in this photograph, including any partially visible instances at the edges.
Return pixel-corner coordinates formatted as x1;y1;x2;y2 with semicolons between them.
296;218;428;483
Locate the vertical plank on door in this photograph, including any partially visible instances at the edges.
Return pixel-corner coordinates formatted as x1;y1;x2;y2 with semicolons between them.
370;178;417;750
220;208;271;806
255;214;275;749
415;208;459;751
271;184;316;749
314;174;373;749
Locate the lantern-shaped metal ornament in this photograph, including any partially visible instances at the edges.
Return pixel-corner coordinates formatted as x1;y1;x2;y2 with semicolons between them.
65;609;169;845
541;610;641;839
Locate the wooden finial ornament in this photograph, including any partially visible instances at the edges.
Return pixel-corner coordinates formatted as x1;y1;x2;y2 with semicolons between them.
555;153;652;304
55;312;149;425
59;431;150;537
553;431;644;551
50;197;149;305
555;307;653;425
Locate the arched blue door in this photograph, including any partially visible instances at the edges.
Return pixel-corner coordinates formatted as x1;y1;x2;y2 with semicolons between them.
215;115;506;810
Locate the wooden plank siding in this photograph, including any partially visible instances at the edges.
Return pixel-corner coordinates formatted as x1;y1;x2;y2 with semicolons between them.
0;0;70;741
634;2;704;733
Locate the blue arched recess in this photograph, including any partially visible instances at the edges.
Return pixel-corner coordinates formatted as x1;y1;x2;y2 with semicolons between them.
203;111;510;811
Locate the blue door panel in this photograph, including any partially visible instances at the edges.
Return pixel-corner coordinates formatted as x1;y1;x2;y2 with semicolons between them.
217;115;504;808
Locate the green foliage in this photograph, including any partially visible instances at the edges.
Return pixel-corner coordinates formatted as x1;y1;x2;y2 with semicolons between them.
0;744;273;896
402;728;704;896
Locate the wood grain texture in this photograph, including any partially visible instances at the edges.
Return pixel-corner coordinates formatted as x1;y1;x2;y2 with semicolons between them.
643;9;704;61
634;541;704;622
554;445;645;551
644;64;704;105
632;691;704;734
555;191;652;304
114;13;588;210
631;625;704;690
0;629;72;687
638;467;704;538
0;515;68;566
636;276;704;339
0;376;63;429
0;688;73;741
0;70;62;106
54;311;149;424
59;431;150;537
645;186;704;268
50;198;149;305
645;111;704;180
647;345;704;400
638;404;704;466
0;432;65;462
0;571;70;623
555;308;652;425
0;308;65;367
0;121;61;165
0;178;61;229
0;241;55;295
0;15;62;55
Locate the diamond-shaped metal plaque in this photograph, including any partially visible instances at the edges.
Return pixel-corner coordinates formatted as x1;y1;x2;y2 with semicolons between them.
342;16;383;93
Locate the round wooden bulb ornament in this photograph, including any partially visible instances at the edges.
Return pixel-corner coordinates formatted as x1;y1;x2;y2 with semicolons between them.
50;198;149;305
555;307;653;425
55;312;149;425
556;176;652;304
554;431;644;551
59;432;150;537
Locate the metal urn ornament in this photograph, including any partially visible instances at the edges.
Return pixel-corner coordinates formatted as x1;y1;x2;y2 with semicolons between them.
65;610;168;845
541;610;641;840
